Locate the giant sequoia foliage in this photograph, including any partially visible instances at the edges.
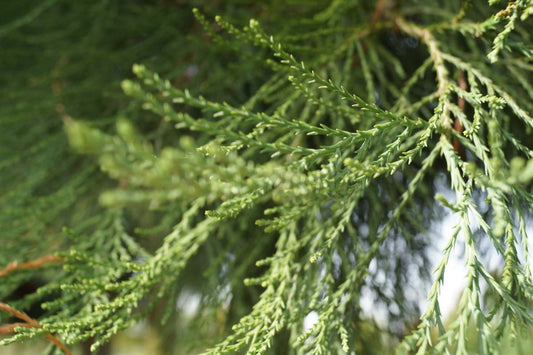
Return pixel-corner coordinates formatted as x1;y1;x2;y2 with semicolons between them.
1;1;533;354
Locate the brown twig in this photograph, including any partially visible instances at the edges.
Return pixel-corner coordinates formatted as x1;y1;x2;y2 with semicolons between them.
0;255;64;278
371;0;389;26
0;302;71;355
351;0;392;68
453;71;467;159
0;253;68;352
0;322;28;333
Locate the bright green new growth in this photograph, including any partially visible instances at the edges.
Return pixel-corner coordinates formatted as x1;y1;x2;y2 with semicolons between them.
1;1;533;354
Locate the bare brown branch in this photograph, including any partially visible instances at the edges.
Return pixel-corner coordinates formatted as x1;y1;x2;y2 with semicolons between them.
0;322;29;334
0;255;64;278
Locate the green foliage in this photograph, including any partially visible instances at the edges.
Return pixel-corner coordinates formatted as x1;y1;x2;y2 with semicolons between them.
1;1;533;354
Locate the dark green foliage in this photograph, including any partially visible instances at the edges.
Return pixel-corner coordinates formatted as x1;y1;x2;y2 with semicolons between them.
1;1;533;354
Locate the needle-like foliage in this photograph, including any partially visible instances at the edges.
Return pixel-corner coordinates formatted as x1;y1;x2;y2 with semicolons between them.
1;1;533;354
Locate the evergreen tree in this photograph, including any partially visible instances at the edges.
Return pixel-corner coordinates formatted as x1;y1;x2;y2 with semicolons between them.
1;1;533;354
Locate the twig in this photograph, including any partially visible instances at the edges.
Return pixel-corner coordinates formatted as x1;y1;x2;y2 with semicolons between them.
351;0;392;69
0;322;28;333
0;302;71;355
371;0;390;26
453;71;467;158
0;255;64;278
